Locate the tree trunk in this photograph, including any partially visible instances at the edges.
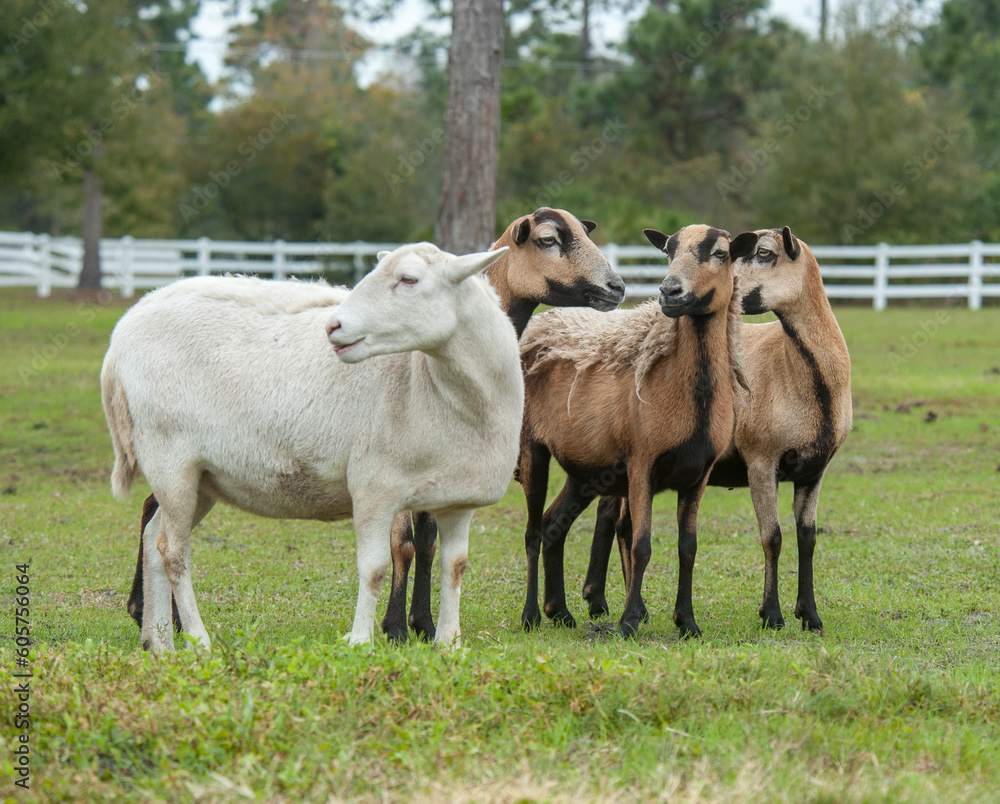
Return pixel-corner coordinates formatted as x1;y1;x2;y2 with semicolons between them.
434;0;504;255
78;139;104;291
581;0;592;78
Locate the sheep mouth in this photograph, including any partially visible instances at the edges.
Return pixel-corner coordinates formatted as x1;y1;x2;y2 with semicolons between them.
585;285;626;312
660;288;714;318
331;336;365;357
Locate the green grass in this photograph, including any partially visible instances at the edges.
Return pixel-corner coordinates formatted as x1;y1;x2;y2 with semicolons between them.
1;289;999;802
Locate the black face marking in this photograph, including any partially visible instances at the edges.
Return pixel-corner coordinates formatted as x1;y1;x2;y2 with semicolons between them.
755;247;779;267
531;208;576;256
741;285;768;315
666;234;679;260
696;228;726;264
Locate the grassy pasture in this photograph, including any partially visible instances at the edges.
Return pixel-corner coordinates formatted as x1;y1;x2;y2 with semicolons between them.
0;287;998;802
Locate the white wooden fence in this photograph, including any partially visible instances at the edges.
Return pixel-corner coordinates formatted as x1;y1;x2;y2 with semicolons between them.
2;231;1000;309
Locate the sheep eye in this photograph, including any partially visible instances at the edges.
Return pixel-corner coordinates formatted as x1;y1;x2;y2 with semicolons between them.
536;236;558;248
757;248;773;259
713;249;728;260
398;276;418;287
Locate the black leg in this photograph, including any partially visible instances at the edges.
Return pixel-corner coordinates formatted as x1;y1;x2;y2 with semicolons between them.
582;495;620;618
408;512;438;640
381;511;415;643
540;477;596;627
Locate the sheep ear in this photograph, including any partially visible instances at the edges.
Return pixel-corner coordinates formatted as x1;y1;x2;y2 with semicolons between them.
377;251;391;261
782;226;801;260
643;228;670;252
513;218;531;245
447;246;508;283
729;232;759;260
580;219;597;234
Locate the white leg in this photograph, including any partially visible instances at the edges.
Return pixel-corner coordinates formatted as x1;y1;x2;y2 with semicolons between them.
348;504;396;646
141;507;174;654
156;486;214;651
433;508;474;647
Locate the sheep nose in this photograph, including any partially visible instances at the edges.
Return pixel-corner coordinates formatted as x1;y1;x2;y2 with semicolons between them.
607;276;626;298
326;321;341;338
659;277;684;303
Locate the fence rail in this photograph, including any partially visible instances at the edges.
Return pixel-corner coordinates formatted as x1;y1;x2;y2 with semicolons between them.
3;231;1000;309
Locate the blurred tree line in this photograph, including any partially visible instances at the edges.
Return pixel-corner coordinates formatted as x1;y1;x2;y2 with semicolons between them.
1;0;997;248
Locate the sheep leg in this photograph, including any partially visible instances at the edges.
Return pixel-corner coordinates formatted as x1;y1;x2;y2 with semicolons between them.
614;501;649;623
140;505;174;654
582;495;620;618
520;440;551;632
432;508;474;647
621;477;654;638
349;504;396;646
748;463;785;629
381;511;415;644
150;490;215;652
792;477;825;633
672;482;707;639
128;494;183;632
541;477;596;627
408;512;439;641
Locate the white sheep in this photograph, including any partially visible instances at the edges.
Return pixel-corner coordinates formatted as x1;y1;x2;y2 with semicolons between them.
101;243;524;652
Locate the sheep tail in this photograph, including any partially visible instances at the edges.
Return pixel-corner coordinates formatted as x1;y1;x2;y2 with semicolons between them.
101;361;138;501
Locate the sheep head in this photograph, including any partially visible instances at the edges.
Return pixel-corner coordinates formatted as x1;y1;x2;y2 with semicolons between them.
326;243;508;363
643;225;758;319
736;227;810;316
495;208;625;312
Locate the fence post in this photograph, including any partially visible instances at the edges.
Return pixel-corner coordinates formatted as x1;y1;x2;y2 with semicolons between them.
353;246;366;285
969;240;983;311
197;236;211;277
37;233;52;298
273;239;286;281
874;242;889;311
121;235;135;298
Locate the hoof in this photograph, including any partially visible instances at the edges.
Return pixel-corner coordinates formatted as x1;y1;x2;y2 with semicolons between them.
638;599;650;624
408;618;435;642
381;613;409;643
548;609;577;628
521;607;542;632
585;594;610;619
673;611;702;639
794;603;823;633
759;604;785;631
619;617;641;639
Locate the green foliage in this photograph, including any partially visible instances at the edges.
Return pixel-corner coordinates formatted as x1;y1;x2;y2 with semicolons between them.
2;291;1000;801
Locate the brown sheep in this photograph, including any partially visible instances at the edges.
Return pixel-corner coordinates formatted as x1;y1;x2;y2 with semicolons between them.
583;227;852;633
517;224;759;638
